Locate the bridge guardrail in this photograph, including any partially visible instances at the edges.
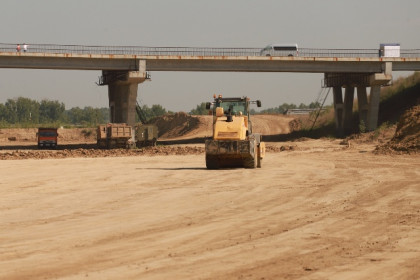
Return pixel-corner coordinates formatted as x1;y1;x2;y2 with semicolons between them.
0;43;419;58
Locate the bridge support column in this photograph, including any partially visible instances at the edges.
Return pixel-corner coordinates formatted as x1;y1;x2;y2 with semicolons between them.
108;81;139;126
333;87;344;136
324;68;392;136
99;61;147;126
333;87;355;136
332;86;384;135
343;87;355;135
357;87;369;131
367;86;381;131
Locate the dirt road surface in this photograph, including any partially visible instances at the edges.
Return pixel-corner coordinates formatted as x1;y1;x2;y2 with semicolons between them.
1;140;419;280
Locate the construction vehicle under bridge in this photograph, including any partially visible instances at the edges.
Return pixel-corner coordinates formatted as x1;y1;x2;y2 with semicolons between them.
96;101;158;149
97;123;134;149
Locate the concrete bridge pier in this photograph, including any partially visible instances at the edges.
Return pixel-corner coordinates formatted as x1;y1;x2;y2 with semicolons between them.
333;86;382;136
99;61;147;126
356;86;382;131
356;87;369;130
108;81;139;126
366;86;381;131
333;87;355;137
325;65;392;136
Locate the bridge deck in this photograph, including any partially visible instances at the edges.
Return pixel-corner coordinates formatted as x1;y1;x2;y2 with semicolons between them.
1;47;420;72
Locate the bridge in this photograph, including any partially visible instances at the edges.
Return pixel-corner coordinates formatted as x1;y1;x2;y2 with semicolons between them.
1;43;420;135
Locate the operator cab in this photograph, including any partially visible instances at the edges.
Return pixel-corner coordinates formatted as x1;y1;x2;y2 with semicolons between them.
206;95;250;117
217;101;246;117
206;95;261;124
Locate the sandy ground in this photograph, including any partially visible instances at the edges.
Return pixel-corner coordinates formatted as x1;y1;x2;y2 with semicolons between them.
1;139;419;280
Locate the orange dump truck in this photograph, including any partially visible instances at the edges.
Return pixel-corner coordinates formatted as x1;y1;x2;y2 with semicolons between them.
37;128;59;149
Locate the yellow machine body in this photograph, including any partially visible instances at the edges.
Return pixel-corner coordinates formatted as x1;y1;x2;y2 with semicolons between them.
213;110;247;141
205;96;265;169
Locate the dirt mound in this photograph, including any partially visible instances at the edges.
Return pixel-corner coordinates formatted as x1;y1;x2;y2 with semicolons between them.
58;128;97;142
1;113;298;147
250;114;296;135
151;112;201;139
288;118;301;132
1;114;299;160
376;105;420;154
0;146;205;160
152;113;297;140
0;128;96;144
0;128;37;142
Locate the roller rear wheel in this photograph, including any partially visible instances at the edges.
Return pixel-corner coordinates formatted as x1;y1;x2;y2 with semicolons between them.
206;155;220;169
243;145;257;169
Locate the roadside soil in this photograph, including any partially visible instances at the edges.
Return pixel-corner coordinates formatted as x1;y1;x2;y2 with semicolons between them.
0;114;419;279
0;114;298;159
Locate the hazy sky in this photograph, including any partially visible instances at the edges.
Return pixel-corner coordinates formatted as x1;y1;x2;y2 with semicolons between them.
0;0;419;112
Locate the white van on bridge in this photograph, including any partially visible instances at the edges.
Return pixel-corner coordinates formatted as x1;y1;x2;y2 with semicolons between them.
260;43;299;57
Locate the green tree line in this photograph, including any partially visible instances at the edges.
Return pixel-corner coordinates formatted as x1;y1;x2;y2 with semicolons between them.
0;97;110;127
189;101;322;115
0;97;328;127
0;97;171;127
258;102;321;114
138;104;172;122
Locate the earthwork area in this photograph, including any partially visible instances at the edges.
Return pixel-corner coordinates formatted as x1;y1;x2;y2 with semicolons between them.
0;113;419;279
